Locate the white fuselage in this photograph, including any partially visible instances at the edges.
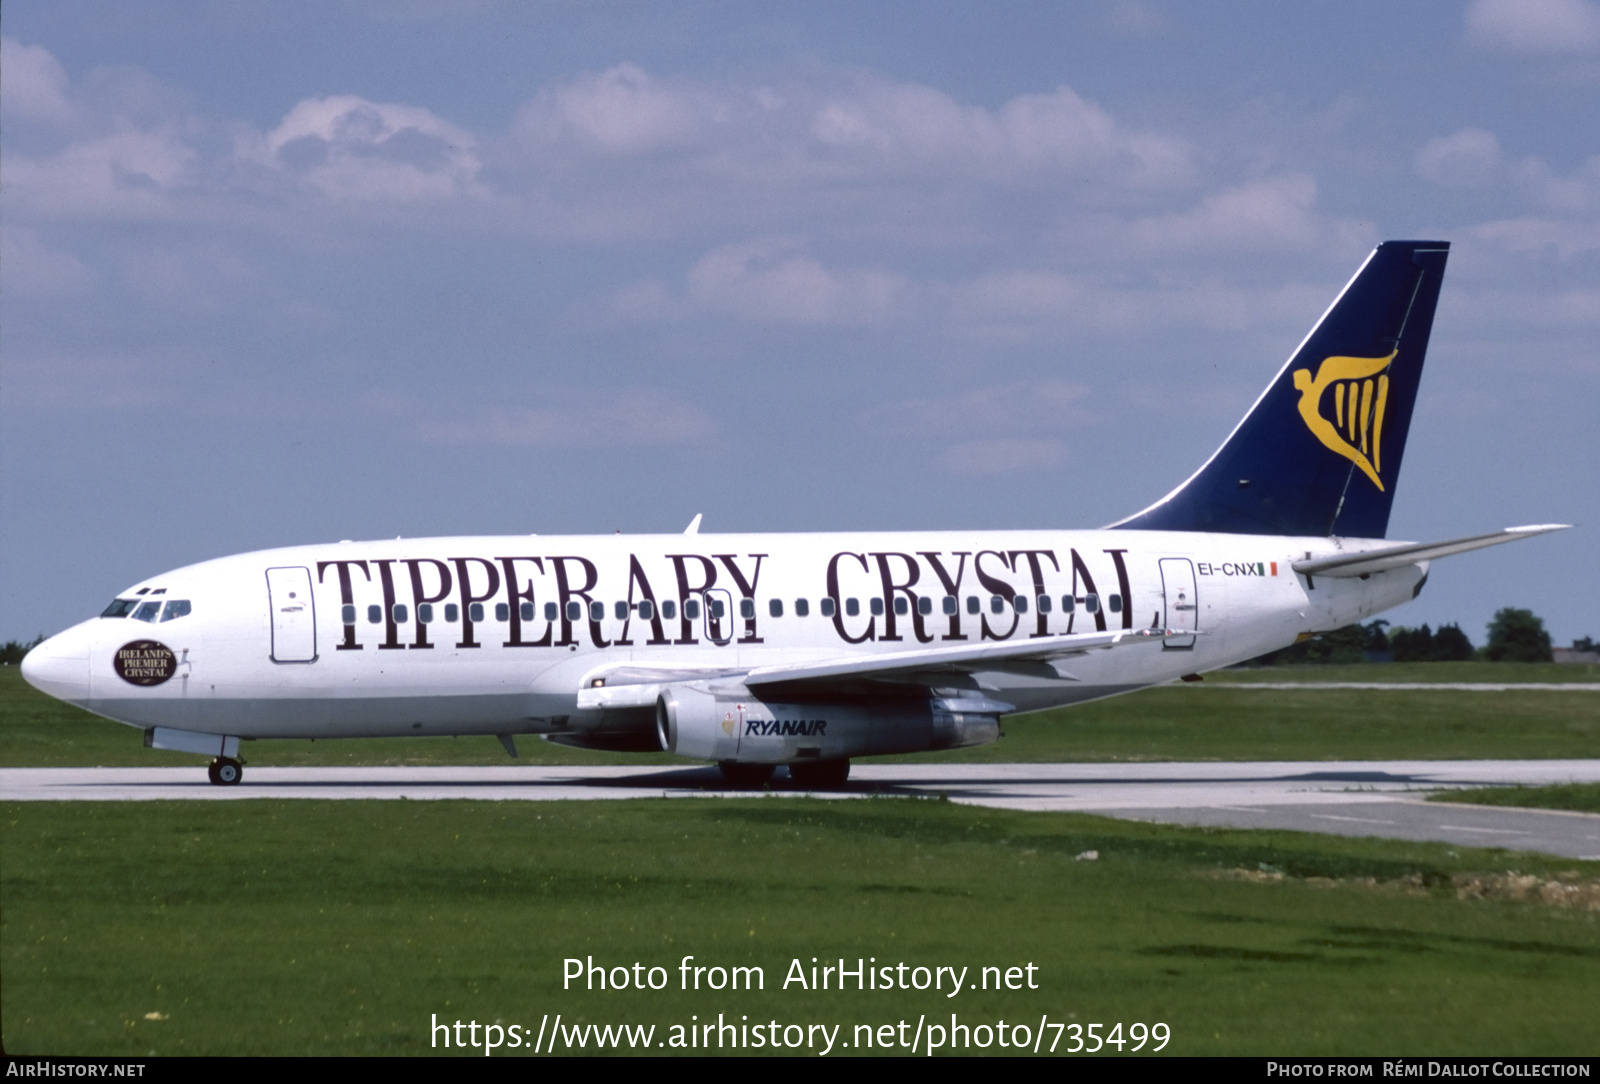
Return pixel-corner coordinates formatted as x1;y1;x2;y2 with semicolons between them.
23;528;1424;742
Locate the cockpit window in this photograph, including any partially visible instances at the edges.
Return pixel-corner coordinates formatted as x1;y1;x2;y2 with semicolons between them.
101;599;139;618
132;601;162;623
160;600;192;622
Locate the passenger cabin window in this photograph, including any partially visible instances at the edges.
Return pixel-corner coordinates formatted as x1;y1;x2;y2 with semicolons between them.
101;598;139;618
662;600;677;620
1060;596;1075;613
966;596;980;615
893;598;908;616
638;600;655;620
820;597;836;617
1108;594;1122;613
684;599;700;619
741;598;756;619
341;604;357;625
708;598;724;619
368;605;383;624
795;598;809;617
1037;595;1052;614
1084;594;1100;614
589;601;605;622
495;603;509;622
614;601;629;620
769;599;784;618
544;602;558;621
943;596;958;615
565;601;582;622
1013;595;1029;614
418;604;434;624
466;603;481;622
989;596;1004;614
133;601;162;623
917;597;932;616
392;604;409;624
869;598;884;616
845;598;860;617
446;604;461;623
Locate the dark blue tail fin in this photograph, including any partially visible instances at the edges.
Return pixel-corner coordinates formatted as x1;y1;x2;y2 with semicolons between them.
1112;240;1449;538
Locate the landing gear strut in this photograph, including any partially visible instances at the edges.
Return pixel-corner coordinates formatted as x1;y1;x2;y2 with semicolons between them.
788;759;850;789
208;757;243;786
717;761;775;788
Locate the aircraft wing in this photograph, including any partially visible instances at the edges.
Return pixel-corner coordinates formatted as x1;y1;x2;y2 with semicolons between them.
576;627;1174;709
741;627;1169;687
1292;524;1571;578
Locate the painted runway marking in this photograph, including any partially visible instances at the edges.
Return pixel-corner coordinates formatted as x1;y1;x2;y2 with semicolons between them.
1439;825;1530;835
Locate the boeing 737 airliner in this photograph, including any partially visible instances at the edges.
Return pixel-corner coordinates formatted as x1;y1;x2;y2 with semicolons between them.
21;241;1568;786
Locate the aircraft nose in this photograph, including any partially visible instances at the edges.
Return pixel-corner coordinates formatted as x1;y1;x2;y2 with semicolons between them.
20;626;92;705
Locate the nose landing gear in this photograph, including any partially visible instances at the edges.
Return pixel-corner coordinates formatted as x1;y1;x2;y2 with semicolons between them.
207;757;243;786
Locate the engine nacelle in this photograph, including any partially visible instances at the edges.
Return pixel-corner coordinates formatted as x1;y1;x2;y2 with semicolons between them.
655;686;1003;764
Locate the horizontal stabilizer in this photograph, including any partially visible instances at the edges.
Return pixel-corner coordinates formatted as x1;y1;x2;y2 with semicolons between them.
1291;524;1571;578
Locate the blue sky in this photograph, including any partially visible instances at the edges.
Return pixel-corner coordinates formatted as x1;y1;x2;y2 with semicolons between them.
3;0;1596;647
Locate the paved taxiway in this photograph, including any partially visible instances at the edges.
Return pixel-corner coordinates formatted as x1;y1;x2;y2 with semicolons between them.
4;759;1598;859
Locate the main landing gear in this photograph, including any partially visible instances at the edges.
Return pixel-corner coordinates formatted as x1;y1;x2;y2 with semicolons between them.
788;759;850;790
207;757;243;786
718;761;775;788
715;760;852;789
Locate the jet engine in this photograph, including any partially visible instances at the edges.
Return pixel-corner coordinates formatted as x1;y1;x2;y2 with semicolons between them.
654;685;1004;764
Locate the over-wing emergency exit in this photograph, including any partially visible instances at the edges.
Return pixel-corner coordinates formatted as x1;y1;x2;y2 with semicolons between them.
21;241;1569;786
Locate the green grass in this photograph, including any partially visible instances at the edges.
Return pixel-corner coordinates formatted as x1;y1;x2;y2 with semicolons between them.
1428;783;1600;814
2;799;1598;1057
1209;662;1599;683
5;666;1598;768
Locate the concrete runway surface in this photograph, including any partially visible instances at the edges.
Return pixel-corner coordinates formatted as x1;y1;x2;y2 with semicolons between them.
4;759;1598;859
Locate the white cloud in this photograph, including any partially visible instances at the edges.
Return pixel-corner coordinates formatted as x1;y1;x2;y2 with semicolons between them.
0;40;200;220
809;78;1193;188
416;390;714;448
1450;281;1600;326
0;226;95;295
1416;128;1504;186
257;95;483;201
686;239;908;325
940;438;1069;476
0;37;79;129
1511;154;1600;212
520;63;713;155
1128;174;1322;250
5;126;200;219
502;63;1195;205
5;354;178;412
1102;1;1174;36
1466;0;1600;53
865;382;1091;437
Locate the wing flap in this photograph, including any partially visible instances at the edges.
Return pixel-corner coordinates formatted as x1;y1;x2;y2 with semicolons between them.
742;627;1173;688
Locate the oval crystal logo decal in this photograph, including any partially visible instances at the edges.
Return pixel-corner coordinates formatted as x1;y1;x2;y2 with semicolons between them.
114;640;177;686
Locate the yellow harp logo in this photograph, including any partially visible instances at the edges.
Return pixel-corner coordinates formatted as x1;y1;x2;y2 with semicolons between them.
1291;350;1396;491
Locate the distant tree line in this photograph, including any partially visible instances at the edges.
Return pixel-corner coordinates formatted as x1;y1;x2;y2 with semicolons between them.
1248;607;1569;665
0;637;44;666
